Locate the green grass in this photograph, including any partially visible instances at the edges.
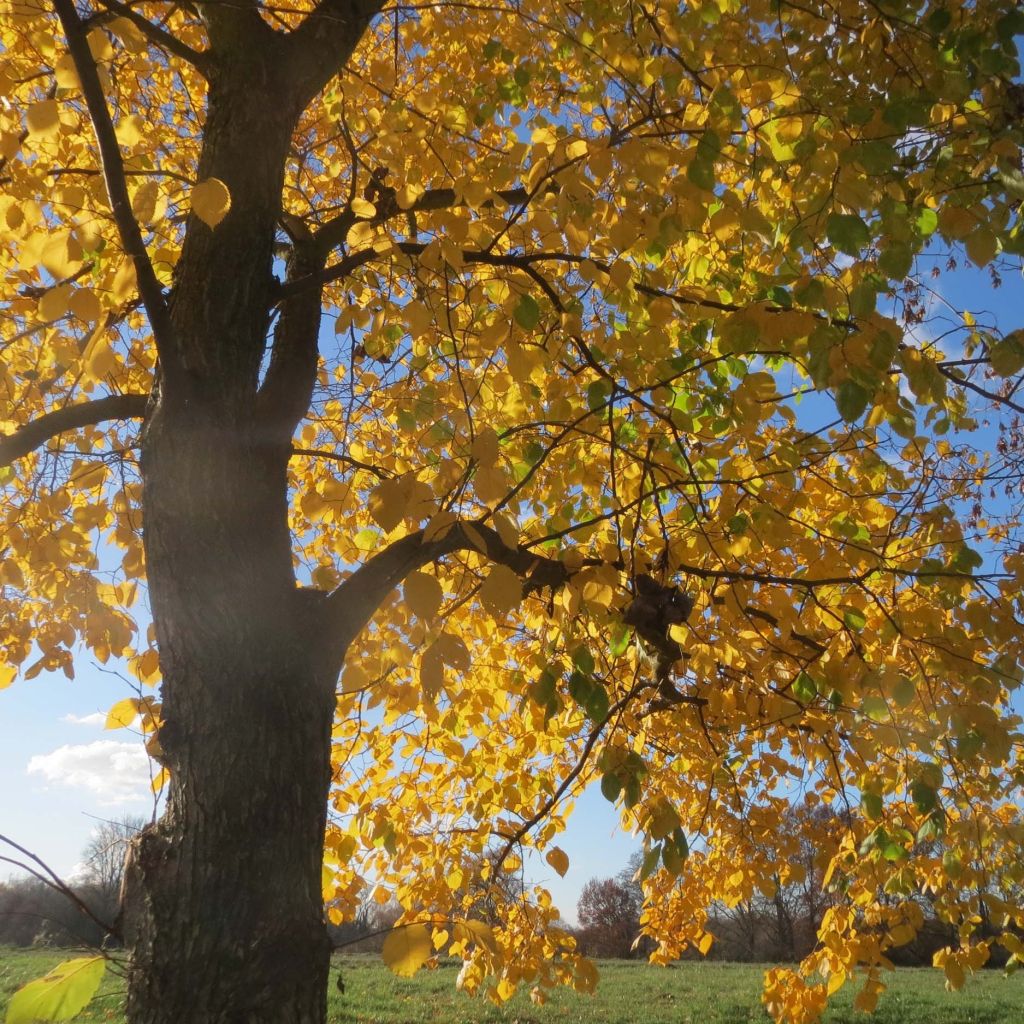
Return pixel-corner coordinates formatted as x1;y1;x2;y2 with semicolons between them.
2;948;1022;1023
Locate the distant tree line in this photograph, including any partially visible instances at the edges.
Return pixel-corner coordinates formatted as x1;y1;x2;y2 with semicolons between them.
3;809;1013;970
0;815;143;948
572;804;1018;966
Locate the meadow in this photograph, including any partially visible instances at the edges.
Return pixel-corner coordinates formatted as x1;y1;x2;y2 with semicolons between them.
1;948;1022;1024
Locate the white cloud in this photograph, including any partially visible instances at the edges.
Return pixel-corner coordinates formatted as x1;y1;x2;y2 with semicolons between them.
61;712;107;727
27;741;153;805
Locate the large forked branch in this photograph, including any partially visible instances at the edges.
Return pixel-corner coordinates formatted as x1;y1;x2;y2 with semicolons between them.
321;521;593;667
53;0;173;360
0;394;149;468
285;0;387;107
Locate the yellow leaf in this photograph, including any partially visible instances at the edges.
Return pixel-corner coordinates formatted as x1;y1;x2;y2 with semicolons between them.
105;697;139;729
38;231;83;278
6;957;106;1024
453;919;498;954
397;184;424;209
423;510;458;542
350;197;376;218
368;477;409;533
545;846;569;877
191;178;232;228
853;984;880;1012
698;932;714;955
68;287;102;322
470;427;500;467
495;977;516;1001
81;316;117;383
37;283;71;322
419;644;445;697
382;924;432;977
26;99;59;137
573;957;599;993
943;959;966;991
827;969;846;996
346;220;377;248
54;55;80;90
405;571;443;620
116;115;144;148
136;647;161;686
0;663;17;689
478;564;522;617
493;513;519;550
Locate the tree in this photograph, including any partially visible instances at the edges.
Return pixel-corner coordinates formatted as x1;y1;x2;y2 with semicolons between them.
576;876;642;958
1;0;1022;1021
80;814;146;900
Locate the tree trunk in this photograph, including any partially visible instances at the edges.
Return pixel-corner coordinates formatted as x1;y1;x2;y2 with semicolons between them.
120;68;337;1023
123;403;336;1024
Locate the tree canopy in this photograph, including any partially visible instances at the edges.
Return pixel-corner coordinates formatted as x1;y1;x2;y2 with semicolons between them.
1;0;1023;1020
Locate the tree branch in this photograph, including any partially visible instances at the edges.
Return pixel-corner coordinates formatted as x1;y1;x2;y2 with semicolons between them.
0;394;149;468
92;0;211;72
0;833;118;939
284;0;387;108
53;0;174;360
256;240;325;442
311;184;554;258
196;0;275;53
321;520;590;668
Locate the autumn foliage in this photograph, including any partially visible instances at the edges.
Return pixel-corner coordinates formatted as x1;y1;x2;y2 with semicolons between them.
1;0;1024;1020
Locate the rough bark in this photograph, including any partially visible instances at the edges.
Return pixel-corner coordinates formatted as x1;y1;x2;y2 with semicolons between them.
121;42;338;1024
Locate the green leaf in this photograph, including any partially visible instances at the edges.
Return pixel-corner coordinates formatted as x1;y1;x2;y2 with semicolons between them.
623;774;641;809
989;330;1024;377
792;671;817;703
672;827;689;861
849;282;878;317
6;957;106;1024
878;242;913;281
567;669;594;707
843;607;867;632
572;646;595;675
910;780;938;814
600;772;622;802
687;158;716;193
587;380;611;411
640;844;661;881
354;528;380;551
532;667;558;707
950;544;983;573
861;791;883;820
892;676;916;707
861;696;890;722
726;513;749;535
826;213;871;256
585;683;610;722
836;380;869;422
956;729;984;759
942;849;963;878
883;840;908;862
513;294;540;330
914;207;938;237
662;838;684;876
609;622;631;657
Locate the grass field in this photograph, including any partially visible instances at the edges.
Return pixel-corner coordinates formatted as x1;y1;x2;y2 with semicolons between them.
2;948;1022;1023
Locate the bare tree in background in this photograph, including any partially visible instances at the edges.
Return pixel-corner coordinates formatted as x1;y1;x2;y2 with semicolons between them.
81;815;147;903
